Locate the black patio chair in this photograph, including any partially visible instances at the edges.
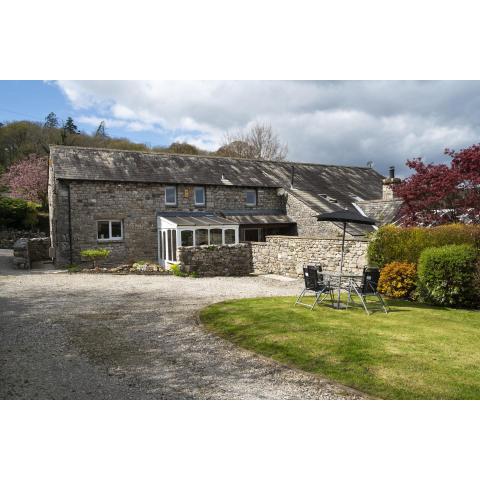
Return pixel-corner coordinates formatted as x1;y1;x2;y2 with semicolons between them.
295;265;335;310
347;266;388;315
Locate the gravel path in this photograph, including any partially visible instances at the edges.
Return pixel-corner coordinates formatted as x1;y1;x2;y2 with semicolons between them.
0;249;364;399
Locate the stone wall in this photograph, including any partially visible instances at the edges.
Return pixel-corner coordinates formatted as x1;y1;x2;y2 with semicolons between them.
49;174;283;266
28;237;51;261
12;236;50;268
0;228;47;249
178;243;252;277
250;235;369;276
178;236;369;277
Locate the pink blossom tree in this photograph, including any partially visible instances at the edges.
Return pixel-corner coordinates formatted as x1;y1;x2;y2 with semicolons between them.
1;154;49;208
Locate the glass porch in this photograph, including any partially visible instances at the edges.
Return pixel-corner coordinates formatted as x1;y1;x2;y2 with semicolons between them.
157;213;239;268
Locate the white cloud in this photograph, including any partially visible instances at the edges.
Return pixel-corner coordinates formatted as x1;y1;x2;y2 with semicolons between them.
56;80;480;176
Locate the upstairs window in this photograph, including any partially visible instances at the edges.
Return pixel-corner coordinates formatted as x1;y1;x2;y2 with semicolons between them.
194;186;205;206
165;186;177;206
245;189;257;206
97;220;123;241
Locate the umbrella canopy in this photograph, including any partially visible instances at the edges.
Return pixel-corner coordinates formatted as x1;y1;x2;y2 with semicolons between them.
316;209;376;225
317;209;376;309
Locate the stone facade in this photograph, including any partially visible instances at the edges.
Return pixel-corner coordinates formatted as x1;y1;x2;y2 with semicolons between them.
49;174;284;266
178;243;253;276
250;235;369;276
284;191;344;238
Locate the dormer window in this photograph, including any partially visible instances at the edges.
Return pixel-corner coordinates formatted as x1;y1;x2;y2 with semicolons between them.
165;186;177;206
245;189;257;206
194;186;205;206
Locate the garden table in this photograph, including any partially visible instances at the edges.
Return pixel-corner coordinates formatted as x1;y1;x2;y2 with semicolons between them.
322;270;363;309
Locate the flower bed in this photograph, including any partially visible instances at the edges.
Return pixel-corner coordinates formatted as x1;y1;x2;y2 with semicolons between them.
70;262;168;275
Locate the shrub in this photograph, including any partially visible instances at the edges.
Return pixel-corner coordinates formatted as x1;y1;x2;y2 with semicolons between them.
170;263;198;278
170;263;186;277
0;197;39;229
80;248;110;268
378;262;417;299
368;224;480;267
417;244;479;307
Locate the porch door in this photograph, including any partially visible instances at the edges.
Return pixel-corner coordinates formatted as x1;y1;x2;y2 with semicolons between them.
243;228;262;242
159;229;177;267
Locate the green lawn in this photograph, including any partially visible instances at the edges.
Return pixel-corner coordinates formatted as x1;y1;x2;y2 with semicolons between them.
200;296;480;399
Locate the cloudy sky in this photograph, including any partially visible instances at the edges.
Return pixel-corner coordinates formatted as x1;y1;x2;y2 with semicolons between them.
1;80;480;177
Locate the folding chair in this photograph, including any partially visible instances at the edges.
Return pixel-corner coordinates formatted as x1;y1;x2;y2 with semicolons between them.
295;265;334;310
347;266;389;315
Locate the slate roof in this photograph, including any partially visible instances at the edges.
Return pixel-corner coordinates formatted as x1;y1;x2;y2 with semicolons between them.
355;199;403;226
50;146;385;205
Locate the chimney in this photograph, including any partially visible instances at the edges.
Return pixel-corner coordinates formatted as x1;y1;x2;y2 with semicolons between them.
290;165;295;189
382;165;400;200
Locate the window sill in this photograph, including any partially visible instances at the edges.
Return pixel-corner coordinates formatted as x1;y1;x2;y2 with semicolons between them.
97;239;124;243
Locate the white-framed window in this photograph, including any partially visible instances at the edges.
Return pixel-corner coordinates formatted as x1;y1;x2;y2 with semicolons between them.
210;228;222;245
224;229;236;245
181;230;194;247
97;220;123;241
194;186;205;206
165;186;177;206
245;189;257;206
195;229;209;246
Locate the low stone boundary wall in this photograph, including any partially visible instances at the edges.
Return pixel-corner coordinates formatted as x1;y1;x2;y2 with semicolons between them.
178;243;252;277
12;237;51;268
177;236;369;277
250;235;369;276
0;229;47;249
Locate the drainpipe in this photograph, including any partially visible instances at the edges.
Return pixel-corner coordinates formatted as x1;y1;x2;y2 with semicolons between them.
290;165;295;189
67;183;73;265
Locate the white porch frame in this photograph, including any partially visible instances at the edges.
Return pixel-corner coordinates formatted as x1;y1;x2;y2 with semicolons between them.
157;216;239;268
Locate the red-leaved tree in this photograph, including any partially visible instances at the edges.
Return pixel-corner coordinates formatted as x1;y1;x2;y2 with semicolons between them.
394;145;480;226
1;154;49;208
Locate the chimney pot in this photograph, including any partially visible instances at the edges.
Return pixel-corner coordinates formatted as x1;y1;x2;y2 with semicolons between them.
389;166;395;179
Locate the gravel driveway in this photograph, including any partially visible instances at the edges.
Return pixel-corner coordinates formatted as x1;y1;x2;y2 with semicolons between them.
0;249;363;399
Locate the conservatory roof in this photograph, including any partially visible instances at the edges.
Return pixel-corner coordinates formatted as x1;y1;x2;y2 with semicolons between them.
157;212;238;227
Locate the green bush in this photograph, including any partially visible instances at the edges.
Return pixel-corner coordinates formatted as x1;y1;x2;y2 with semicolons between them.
368;224;480;267
417;244;479;307
80;248;110;268
0;197;39;228
170;263;187;277
378;262;417;299
170;263;198;278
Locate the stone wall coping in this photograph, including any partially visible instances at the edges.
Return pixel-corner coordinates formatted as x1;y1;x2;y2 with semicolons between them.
178;243;248;251
262;235;370;243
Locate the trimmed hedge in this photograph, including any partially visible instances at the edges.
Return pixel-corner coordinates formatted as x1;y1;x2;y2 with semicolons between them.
378;262;417;299
368;224;480;268
417;244;479;307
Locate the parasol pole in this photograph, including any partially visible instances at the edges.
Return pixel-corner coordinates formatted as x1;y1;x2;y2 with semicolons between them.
337;222;346;308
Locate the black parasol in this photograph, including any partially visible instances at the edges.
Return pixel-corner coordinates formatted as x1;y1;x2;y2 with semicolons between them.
317;209;376;308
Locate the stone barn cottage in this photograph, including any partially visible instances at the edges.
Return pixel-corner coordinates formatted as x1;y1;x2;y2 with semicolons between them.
48;145;401;268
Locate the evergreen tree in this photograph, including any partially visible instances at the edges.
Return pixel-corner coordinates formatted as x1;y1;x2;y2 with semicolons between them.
44;112;59;129
63;117;79;135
